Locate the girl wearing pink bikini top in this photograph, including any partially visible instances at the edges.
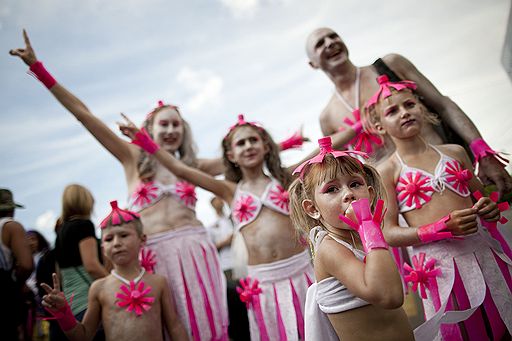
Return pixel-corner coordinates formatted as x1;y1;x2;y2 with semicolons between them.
119;113;360;341
365;75;512;341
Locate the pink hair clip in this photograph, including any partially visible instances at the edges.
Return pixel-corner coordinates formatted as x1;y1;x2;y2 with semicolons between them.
99;200;140;229
365;75;417;108
224;114;263;139
145;100;181;121
292;137;368;179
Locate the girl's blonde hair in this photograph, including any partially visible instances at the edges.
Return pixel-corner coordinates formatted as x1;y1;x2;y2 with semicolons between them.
363;88;440;135
138;105;198;181
289;155;385;236
60;184;95;222
222;124;292;188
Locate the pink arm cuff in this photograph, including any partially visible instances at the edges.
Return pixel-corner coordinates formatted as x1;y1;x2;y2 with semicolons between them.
469;138;509;167
417;215;452;243
279;130;304;151
45;298;77;332
131;128;160;154
28;61;57;89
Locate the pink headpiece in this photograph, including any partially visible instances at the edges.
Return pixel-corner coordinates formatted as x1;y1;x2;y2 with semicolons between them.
224;114;263;139
100;200;140;229
365;75;417;108
292;137;368;179
145;100;180;121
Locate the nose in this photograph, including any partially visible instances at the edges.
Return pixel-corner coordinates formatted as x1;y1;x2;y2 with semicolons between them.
400;107;410;118
342;187;356;203
113;235;122;247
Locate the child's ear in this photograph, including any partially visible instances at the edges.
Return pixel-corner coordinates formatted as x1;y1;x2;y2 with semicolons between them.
367;186;376;201
226;150;236;163
302;199;321;220
140;233;147;246
308;60;319;70
373;122;387;135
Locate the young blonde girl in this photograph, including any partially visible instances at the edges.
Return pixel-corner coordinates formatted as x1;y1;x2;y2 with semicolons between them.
119;113;316;340
365;75;512;340
288;136;413;341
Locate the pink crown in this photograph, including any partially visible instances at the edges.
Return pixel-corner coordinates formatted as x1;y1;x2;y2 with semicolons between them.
224;114;263;140
365;75;417;108
145;100;181;121
100;200;140;229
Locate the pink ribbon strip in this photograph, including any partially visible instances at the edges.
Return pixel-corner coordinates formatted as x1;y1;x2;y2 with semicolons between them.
236;277;270;341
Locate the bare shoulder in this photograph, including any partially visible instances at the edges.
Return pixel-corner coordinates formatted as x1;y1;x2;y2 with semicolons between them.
316;237;355;265
436;144;467;161
144;273;167;291
319;97;338;135
376;155;399;178
89;277;106;298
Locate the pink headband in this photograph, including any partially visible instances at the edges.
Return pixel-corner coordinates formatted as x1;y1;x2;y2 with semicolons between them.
224;114;263;140
145;100;181;121
292;137;369;179
100;200;140;229
365;75;417;108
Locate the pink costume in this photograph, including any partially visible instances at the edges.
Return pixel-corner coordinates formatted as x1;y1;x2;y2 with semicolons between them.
395;148;512;341
304;227;369;340
128;182;229;341
232;179;314;341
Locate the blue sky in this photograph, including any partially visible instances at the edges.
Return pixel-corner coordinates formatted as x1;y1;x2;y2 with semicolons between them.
1;0;511;244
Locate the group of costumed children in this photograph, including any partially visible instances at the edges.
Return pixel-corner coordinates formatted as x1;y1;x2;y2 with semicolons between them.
12;30;512;341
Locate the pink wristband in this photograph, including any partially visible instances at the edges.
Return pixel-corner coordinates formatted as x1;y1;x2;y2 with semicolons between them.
44;297;77;332
131;128;160;154
469;138;508;167
417;215;452;243
279;131;304;151
28;61;57;89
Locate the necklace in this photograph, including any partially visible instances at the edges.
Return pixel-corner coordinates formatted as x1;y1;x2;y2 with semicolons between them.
334;67;360;112
111;268;146;285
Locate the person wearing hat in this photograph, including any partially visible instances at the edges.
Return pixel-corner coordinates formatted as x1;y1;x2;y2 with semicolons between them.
0;188;34;340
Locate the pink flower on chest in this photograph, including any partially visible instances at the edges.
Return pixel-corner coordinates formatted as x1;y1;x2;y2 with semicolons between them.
116;280;155;316
445;161;472;195
233;195;258;223
132;182;159;207
396;171;434;209
269;185;289;212
175;181;197;207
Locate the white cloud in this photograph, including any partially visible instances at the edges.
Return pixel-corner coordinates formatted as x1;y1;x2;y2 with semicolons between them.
219;0;260;17
176;67;224;112
34;210;57;245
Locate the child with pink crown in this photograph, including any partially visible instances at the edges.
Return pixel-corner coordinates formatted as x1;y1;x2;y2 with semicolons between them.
118;112;362;340
288;136;413;340
41;201;189;341
364;75;512;340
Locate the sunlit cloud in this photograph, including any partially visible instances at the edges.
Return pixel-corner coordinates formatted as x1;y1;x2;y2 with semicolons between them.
176;67;224;112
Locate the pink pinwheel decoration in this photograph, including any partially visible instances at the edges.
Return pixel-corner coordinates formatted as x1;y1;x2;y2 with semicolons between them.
100;201;140;229
403;253;442;302
175;181;197;207
340;109;383;154
236;277;263;309
293;137;368;178
396;171;434;209
366;75;417;108
132;182;159;207
269;185;289;211
445;161;472;195
116;280;155;316
139;248;157;273
233;195;257;223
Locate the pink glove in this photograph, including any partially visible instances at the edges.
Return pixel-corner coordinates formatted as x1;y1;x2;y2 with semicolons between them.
131;128;160;154
279;130;305;151
469;138;509;170
417;215;452;243
44;294;77;332
338;198;388;252
28;61;56;89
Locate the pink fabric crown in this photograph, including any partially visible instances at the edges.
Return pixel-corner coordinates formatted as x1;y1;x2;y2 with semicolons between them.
292;137;368;179
100;200;140;229
365;75;417;108
145;100;180;121
224;114;263;140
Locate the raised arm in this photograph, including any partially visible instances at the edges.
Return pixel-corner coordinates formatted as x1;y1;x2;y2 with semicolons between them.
118;114;236;203
384;53;512;197
10;30;137;167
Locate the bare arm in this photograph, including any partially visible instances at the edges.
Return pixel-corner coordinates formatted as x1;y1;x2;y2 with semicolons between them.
79;237;108;279
197;157;225;176
5;221;33;282
160;276;190;340
9;30;138;167
317;239;403;309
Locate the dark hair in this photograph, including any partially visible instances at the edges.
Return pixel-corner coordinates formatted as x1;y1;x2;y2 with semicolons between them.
26;230;50;253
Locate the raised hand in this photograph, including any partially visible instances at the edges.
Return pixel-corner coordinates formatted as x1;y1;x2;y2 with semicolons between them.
117;113;140;140
9;29;37;66
118;113;159;154
41;273;66;312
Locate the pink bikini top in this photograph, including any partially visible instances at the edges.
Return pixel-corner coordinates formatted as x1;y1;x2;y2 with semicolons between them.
396;145;472;213
127;180;197;212
231;178;290;231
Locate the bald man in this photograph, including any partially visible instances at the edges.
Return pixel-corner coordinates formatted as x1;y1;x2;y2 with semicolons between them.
306;27;511;197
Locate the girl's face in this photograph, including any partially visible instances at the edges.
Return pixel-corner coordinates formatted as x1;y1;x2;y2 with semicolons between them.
101;224;145;266
152;108;184;153
304;172;373;230
375;91;423;139
227;126;269;169
26;233;39;254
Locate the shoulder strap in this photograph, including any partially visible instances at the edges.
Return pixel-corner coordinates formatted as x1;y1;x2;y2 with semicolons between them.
372;58;401;82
